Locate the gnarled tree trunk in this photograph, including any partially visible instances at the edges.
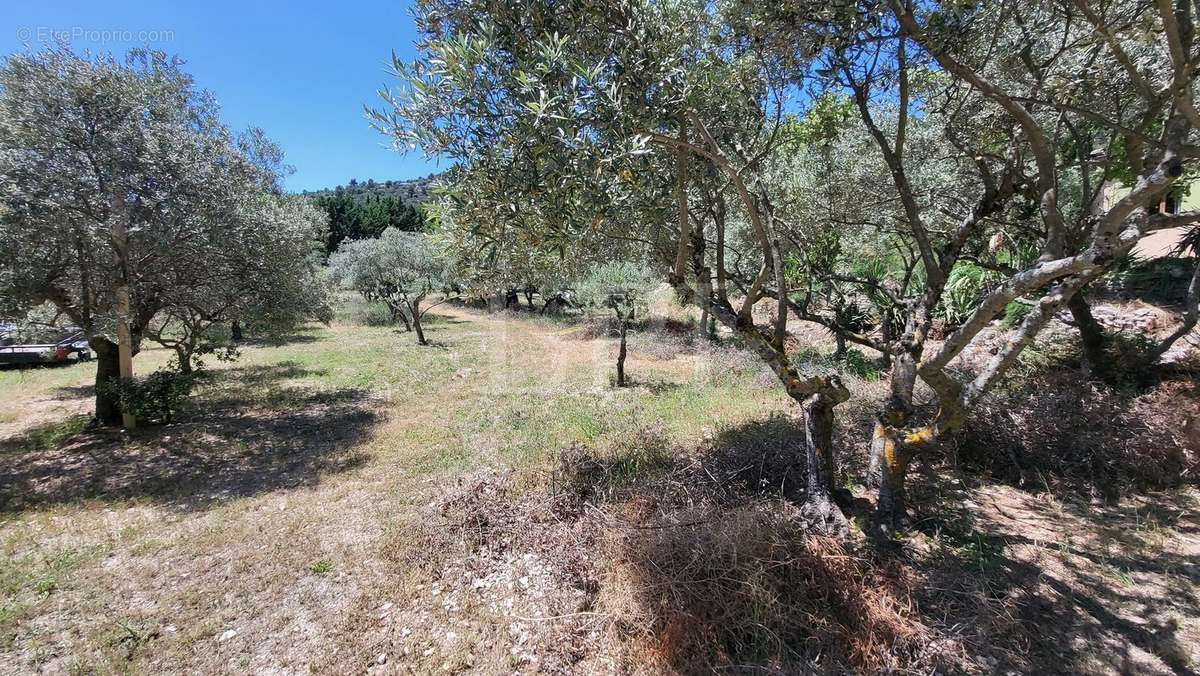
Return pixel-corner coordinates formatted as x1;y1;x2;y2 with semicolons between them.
175;346;194;374
389;301;413;331
411;299;427;345
800;391;849;536
868;353;917;488
874;433;915;532
868;351;920;531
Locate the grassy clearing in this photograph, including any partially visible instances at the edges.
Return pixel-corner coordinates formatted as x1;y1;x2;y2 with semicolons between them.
0;298;1197;674
0;299;796;672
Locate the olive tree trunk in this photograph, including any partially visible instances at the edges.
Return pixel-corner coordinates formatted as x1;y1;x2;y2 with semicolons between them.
91;338;122;426
800;391;849;535
833;331;847;359
616;321;629;386
410;298;427;345
389;301;412;331
868;352;918;530
175;346;194;374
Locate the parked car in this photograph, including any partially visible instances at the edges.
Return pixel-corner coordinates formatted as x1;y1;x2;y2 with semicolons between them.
0;324;91;366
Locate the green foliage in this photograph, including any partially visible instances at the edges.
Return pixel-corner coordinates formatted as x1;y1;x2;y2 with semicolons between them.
937;263;1000;326
1113;257;1196;303
791;347;881;381
0;47;330;421
358;302;396;327
790;94;856;145
1000;300;1033;328
330;229;447;302
2;415;90;454
839;349;882;381
328;228;449;342
312;190;425;254
102;367;197;425
575;262;657;323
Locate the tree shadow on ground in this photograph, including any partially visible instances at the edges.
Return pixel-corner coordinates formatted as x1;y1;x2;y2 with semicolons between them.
0;358;88;372
551;413;812;513
700;413;809;502
52;383;95;399
236;332;323;347
0;361;380;514
553;410;1200;673
907;473;1200;675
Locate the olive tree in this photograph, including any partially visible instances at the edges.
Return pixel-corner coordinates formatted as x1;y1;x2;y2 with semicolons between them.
329;228;450;345
373;0;859;532
143;194;333;373
576;261;656;386
763;0;1200;525
0;48;322;423
375;0;1200;531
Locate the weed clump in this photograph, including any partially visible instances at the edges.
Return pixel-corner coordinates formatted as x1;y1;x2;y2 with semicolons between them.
553;422;675;504
599;503;929;673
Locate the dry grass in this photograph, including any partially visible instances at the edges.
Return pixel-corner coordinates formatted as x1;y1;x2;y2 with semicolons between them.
599;504;927;674
0;296;1197;674
960;330;1200;495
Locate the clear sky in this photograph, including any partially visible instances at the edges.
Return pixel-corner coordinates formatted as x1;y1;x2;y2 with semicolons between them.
2;0;444;192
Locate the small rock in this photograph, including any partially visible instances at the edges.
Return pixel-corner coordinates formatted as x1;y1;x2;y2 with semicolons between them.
218;629;238;642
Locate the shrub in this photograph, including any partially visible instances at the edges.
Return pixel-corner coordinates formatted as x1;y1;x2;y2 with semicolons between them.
101;367;197;424
601;504;926;672
936;263;1001;326
554;421;675;502
963;370;1199;494
839;348;881;380
358;302;395;326
791;347;882;381
1000;300;1033;328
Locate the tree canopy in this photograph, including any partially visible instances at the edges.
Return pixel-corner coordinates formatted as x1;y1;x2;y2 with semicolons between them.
0;47;329;423
311;190;425;254
375;0;1200;530
329;227;449;345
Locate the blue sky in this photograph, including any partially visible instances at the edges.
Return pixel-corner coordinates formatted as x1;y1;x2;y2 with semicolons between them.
2;0;443;192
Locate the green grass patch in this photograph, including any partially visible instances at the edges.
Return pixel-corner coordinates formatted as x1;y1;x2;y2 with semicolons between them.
1;415;90;455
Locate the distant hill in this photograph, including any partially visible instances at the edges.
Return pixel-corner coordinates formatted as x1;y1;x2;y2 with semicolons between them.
300;173;446;253
299;173;444;204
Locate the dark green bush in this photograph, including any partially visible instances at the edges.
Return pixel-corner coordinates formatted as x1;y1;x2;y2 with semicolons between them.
101;367;197;424
1000;300;1033;328
791;347;882;381
839;348;882;380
